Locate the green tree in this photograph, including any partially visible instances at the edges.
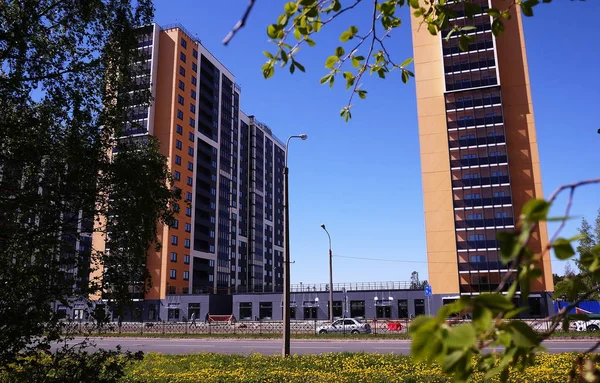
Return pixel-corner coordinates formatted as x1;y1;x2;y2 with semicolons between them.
0;0;178;370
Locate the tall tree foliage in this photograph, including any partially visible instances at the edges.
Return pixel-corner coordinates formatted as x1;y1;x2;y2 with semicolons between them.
0;0;177;366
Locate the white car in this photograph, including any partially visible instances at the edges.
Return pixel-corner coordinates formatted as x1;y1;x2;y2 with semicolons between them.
315;318;371;334
572;319;600;332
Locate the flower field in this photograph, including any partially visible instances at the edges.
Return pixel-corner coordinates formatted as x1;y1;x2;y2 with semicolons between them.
124;352;580;383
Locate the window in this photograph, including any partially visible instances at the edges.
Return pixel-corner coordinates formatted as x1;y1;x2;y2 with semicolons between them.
303;306;318;319
187;176;193;186
171;235;178;245
191;90;196;99
414;299;426;316
180;52;186;63
185;207;192;217
259;302;272;319
467;213;482;220
191;76;197;86
173;171;181;181
188;147;194;156
489;151;502;157
469;234;484;241
350;301;365;318
465;193;481;199
492;171;504;177
170;269;176;279
185;223;191;232
168;307;179;320
528;297;542;317
211;160;217;168
462;153;477;159
183;271;189;280
398;300;409;319
192;49;198;58
487;131;500;136
178;95;184;105
170;252;177;262
493;191;506;197
187;161;193;171
184;254;190;264
172;219;179;229
496;211;508;218
460;134;475;140
179;66;185;76
210;216;215;224
459;115;474;121
209;231;215;238
472;275;489;284
190;104;196;113
185;192;192;201
209;274;214;281
175;140;182;150
470;255;485;263
189;117;195;127
180;38;187;48
192;62;197;72
326;301;343;318
175;155;181;165
209;260;214;267
178;80;185;90
188;132;194;142
464;173;479;179
239;302;252;320
184;238;190;248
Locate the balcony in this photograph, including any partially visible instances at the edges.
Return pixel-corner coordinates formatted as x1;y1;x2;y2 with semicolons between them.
460;283;516;293
453;196;512;208
446;95;501;110
455;217;514;229
457;240;499;250
444;57;496;74
452;175;510;188
446;76;498;91
443;39;494;56
447;115;504;129
450;155;507;168
449;134;505;148
458;261;512;272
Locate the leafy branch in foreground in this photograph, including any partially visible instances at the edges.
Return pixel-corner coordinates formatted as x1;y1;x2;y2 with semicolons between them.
225;0;556;120
408;177;600;383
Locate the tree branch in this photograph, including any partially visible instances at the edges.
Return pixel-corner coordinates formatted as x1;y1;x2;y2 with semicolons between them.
222;0;256;46
321;0;364;26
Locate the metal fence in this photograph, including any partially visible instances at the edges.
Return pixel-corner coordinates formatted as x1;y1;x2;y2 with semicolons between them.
59;318;563;336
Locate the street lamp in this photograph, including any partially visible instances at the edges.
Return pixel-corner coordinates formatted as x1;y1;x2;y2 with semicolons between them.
282;134;307;357
320;224;333;321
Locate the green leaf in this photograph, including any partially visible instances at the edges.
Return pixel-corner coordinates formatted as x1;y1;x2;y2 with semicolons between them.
553;238;575;260
320;73;333;84
427;23;437;35
289;63;295;74
472;305;492;332
284;2;298;15
349;25;358;34
305;38;316;47
521;198;550;222
492;19;505;36
445;324;476;349
399;57;414;68
486;8;501;18
267;24;279;39
475;293;514;311
401;70;409;83
442;350;465;372
357;90;367;99
509;321;540;347
261;63;274;79
280;50;289;64
520;2;534;17
293;28;302;40
458;34;472;52
340;31;353;42
335;46;345;57
497;231;520;262
293;60;305;72
325;55;338;69
409;0;420;9
262;51;274;59
278;14;289;26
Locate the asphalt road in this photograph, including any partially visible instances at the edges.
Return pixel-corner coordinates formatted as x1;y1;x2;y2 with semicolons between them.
60;338;599;355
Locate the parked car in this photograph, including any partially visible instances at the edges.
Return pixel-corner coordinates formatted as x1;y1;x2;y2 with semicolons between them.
572;319;600;332
315;318;371;334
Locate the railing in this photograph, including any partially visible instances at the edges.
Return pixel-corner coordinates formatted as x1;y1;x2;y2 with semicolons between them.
161;23;201;44
291;281;414;292
452;175;510;188
453;196;512;208
455;217;514;228
450;155;507;168
449;135;506;148
447;115;504;129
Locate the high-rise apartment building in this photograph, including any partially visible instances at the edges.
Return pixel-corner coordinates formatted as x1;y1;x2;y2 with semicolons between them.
411;0;553;313
94;23;285;315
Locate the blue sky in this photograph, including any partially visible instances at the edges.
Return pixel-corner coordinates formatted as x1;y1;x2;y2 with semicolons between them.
154;1;600;286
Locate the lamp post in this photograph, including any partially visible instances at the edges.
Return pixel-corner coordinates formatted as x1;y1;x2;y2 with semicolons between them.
320;224;333;321
282;134;307;357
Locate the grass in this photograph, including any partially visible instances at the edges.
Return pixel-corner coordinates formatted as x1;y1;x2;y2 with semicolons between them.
123;352;585;382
